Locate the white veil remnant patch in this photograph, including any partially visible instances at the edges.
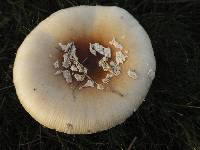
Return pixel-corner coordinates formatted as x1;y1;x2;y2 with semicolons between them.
127;69;137;80
116;51;127;65
79;80;95;89
62;70;72;83
89;43;111;58
109;37;123;50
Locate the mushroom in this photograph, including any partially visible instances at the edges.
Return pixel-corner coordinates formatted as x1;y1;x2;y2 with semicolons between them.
13;6;156;134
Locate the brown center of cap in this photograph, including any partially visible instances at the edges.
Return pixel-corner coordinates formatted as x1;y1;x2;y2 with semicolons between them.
56;38;115;84
75;40;109;82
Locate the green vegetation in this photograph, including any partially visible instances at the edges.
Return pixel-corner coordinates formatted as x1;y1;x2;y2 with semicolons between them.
0;0;199;149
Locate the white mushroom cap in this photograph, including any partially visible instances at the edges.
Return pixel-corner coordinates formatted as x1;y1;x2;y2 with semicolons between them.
13;6;156;134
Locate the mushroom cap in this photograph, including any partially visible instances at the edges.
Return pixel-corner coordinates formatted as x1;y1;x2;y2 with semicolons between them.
13;6;156;134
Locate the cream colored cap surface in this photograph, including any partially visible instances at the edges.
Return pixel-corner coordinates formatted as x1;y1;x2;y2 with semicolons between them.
13;6;156;134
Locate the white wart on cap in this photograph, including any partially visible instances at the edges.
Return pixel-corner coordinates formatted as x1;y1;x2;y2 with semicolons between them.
13;6;156;134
